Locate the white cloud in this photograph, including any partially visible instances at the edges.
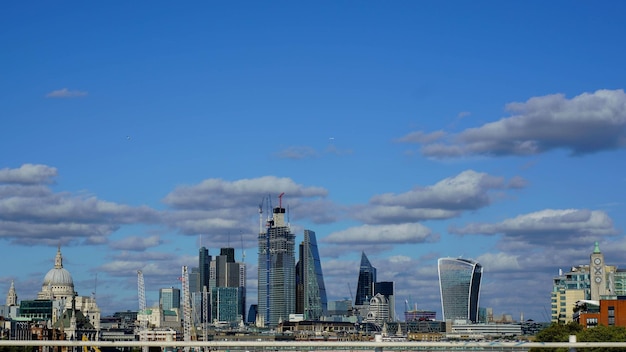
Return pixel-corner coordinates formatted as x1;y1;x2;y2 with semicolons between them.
324;223;438;245
163;176;327;210
475;252;521;271
352;170;525;224
450;209;618;247
0;164;160;245
109;235;163;251
161;176;334;239
353;205;458;223
400;89;626;157
0;164;57;184
45;88;88;98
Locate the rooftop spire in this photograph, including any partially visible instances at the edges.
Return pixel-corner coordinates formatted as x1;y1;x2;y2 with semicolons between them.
55;246;63;269
593;241;601;254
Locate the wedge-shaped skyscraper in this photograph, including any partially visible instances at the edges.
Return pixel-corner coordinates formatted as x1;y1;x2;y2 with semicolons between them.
355;252;377;306
296;229;328;320
438;257;482;323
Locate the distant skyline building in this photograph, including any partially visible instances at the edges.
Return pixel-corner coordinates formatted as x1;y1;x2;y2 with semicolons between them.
214;247;246;323
590;241;611;301
438;257;482;323
355;252;376;306
296;229;328;320
189;267;200;294
37;247;75;301
374;281;395;322
199;247;211;291
365;293;390;326
258;198;296;327
551;242;619;323
6;281;17;306
159;287;180;311
198;246;212;324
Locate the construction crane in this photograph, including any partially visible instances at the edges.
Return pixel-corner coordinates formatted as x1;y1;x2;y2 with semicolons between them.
278;192;285;208
347;282;354;303
137;270;148;352
181;266;192;352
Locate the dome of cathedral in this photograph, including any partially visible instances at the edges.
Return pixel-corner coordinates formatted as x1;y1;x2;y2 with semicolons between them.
43;266;74;286
37;247;75;300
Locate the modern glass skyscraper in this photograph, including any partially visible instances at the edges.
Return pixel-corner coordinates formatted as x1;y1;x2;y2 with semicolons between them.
199;247;211;291
355;252;377;306
214;247;246;323
159;287;181;311
258;203;296;327
296;229;328;320
198;247;211;324
438;258;482;323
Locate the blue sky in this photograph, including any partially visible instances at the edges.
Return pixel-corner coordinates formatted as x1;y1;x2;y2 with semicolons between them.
2;1;626;321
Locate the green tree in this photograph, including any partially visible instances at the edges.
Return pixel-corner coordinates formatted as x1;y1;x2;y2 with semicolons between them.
530;322;583;352
578;325;626;352
532;322;626;352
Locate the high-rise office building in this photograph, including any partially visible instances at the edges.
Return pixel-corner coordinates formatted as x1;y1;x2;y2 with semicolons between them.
296;229;328;320
438;257;482;323
198;247;212;324
355;252;376;306
189;267;200;294
216;248;240;288
374;281;395;322
159;287;181;311
199;247;211;291
211;286;244;323
213;247;246;323
258;202;296;327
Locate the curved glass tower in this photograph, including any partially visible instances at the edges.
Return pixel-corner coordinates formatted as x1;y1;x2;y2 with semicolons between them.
296;229;328;320
438;258;482;323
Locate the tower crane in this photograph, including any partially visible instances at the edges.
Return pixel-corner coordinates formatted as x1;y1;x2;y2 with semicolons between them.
278;192;285;208
137;270;148;352
181;266;192;352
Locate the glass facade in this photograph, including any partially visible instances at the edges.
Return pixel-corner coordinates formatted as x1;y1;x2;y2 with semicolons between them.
551;265;590;323
199;247;211;291
19;300;53;321
258;206;296;327
211;287;243;324
438;258;482;322
159;287;181;310
296;229;328;320
355;252;377;306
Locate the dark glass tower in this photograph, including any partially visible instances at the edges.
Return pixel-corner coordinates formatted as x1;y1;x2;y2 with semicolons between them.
296;229;328;320
355;252;377;306
199;247;212;323
438;257;482;322
199;247;211;291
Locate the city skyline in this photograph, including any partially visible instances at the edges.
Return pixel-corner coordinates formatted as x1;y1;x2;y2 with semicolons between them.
3;1;626;322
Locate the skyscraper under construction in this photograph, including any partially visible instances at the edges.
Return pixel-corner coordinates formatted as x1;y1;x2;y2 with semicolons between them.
257;194;296;327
